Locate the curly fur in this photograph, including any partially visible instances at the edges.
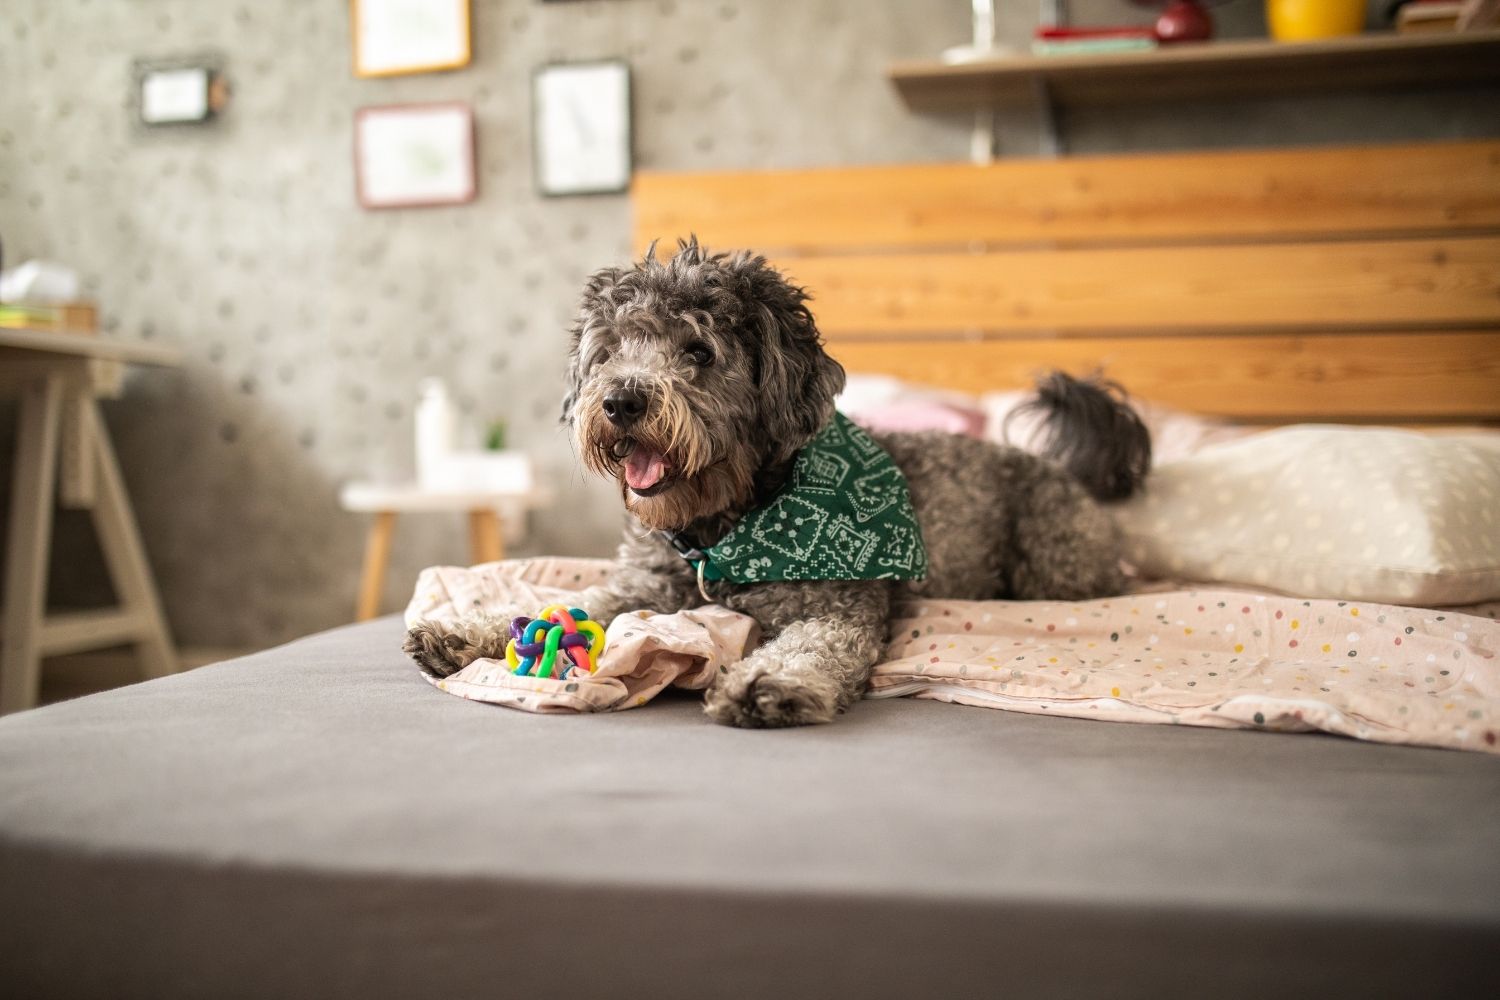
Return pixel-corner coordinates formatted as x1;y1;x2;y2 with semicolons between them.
405;238;1149;729
1007;371;1152;502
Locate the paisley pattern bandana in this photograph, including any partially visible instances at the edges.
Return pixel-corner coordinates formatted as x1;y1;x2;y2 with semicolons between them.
666;413;928;585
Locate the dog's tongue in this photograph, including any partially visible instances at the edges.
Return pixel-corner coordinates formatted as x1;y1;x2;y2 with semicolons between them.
624;446;668;491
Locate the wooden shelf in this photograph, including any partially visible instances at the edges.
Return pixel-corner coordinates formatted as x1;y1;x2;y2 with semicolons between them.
890;31;1500;111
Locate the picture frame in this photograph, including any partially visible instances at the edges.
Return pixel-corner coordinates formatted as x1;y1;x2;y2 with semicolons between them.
351;0;471;78
132;55;229;127
532;60;632;197
354;103;477;210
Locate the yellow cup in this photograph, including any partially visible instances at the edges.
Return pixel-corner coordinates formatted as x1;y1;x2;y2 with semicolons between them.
1266;0;1367;40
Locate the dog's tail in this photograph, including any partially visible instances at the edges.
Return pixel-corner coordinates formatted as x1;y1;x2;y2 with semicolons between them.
1007;371;1152;502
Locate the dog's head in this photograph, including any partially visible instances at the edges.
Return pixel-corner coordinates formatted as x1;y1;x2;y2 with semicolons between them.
564;238;846;531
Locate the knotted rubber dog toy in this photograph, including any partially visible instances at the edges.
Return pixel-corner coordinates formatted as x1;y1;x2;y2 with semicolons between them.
504;605;606;679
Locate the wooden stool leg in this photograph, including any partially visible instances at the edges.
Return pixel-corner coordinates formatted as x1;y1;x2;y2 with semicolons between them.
88;402;179;680
59;390;97;509
1;376;64;714
467;508;503;565
356;511;397;621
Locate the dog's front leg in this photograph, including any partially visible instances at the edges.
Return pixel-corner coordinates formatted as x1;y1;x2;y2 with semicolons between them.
705;581;890;728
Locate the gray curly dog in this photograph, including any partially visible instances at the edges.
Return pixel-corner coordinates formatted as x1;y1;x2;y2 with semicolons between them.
405;239;1152;728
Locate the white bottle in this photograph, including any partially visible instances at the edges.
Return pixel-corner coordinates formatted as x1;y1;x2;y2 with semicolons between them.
415;377;455;489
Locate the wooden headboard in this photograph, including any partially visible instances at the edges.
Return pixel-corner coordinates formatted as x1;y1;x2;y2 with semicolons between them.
633;141;1500;423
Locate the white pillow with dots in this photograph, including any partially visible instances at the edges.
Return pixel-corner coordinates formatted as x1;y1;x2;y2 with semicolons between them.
1113;426;1500;606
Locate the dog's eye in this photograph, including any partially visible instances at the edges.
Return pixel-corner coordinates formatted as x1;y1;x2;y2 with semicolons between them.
684;341;714;367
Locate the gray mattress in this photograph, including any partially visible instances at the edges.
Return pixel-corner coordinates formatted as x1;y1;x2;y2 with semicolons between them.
2;616;1498;999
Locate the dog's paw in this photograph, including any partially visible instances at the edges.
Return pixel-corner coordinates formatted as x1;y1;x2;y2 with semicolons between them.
403;622;476;678
404;611;522;678
704;667;841;729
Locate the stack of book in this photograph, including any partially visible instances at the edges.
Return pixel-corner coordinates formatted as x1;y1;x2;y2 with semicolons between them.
0;301;97;334
1031;26;1158;56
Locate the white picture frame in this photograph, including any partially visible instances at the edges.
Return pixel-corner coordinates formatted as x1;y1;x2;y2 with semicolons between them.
354;103;476;210
351;0;471;78
533;60;632;197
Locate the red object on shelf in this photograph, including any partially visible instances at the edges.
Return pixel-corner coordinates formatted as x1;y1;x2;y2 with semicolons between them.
1035;26;1158;40
1155;0;1215;42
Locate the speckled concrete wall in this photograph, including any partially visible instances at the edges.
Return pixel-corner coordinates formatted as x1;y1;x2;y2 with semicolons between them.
2;0;1497;647
0;0;974;645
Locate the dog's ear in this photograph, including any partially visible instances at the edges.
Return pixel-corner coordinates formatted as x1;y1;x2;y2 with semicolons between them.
732;254;846;458
562;265;624;424
559;350;581;426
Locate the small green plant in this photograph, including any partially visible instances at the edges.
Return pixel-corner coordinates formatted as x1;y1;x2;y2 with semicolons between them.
484;419;507;451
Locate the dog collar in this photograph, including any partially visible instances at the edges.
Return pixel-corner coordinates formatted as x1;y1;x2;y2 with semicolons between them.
661;412;927;589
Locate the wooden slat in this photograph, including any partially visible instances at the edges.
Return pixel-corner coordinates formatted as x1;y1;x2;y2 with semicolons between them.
633;141;1500;254
777;237;1500;337
829;332;1500;421
38;609;149;657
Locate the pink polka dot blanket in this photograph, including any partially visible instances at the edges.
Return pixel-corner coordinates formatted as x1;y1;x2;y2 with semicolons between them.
406;558;1500;754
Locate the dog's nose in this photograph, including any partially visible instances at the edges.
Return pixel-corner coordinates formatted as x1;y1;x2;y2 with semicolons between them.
602;388;648;427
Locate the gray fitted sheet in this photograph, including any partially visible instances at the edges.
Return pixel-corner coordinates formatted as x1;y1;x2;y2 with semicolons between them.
2;616;1498;999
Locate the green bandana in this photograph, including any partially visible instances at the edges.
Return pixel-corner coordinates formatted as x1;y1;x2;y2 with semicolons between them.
669;413;928;585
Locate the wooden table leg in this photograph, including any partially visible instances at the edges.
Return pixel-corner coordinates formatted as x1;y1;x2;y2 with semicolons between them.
467;508;504;565
1;376;64;714
59;389;97;508
356;511;397;621
89;400;179;679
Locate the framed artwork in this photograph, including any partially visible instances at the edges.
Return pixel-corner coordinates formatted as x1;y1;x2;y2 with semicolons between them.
532;60;632;197
132;56;230;127
354;103;476;209
351;0;471;78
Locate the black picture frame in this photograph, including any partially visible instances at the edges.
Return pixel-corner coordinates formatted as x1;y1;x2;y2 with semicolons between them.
132;54;227;128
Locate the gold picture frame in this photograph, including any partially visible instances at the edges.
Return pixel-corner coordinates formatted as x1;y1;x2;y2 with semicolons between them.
351;0;471;79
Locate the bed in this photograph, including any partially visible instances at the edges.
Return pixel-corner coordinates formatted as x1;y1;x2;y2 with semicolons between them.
3;140;1499;997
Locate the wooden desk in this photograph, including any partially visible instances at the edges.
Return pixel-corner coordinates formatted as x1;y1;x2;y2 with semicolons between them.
0;328;181;713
